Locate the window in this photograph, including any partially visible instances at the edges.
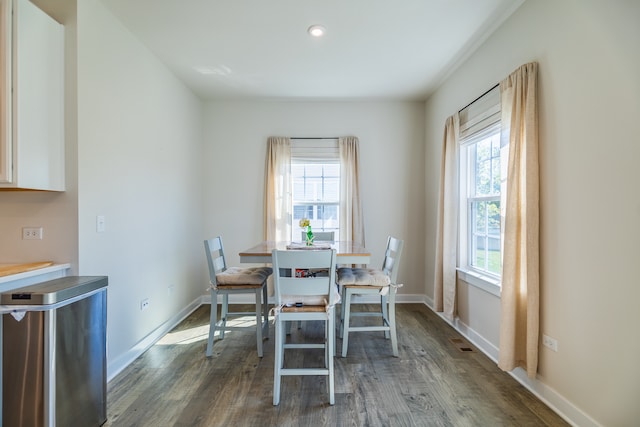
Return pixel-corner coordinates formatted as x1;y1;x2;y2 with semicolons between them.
458;87;507;283
290;139;340;241
291;163;340;240
266;136;362;244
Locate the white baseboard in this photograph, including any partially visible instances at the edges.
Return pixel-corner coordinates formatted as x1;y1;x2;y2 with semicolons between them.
508;367;602;427
107;296;204;382
423;300;602;427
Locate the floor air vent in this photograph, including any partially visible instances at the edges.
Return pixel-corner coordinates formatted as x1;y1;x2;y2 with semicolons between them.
449;337;476;353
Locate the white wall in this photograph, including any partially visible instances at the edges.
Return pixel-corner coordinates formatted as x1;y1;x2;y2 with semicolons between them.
76;0;205;377
203;100;426;298
424;1;640;426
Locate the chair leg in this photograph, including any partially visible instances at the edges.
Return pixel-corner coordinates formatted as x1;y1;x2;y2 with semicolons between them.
255;288;264;358
327;309;335;405
381;294;390;339
273;317;284;406
324;317;329;364
262;284;269;339
339;286;346;339
220;294;229;339
388;287;399;357
341;288;352;357
206;288;218;357
333;307;340;357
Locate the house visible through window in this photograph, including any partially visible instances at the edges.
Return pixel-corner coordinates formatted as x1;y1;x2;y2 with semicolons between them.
291;139;340;241
458;86;507;282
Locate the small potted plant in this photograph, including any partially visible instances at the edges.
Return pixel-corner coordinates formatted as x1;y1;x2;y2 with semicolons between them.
299;218;314;246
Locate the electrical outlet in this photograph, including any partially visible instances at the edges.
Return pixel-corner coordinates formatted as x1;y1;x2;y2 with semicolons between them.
140;298;150;311
22;227;43;240
542;334;558;352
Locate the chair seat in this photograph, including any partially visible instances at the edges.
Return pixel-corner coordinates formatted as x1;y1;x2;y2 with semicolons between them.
342;284;385;291
216;266;273;285
280;284;340;307
281;305;327;313
215;283;265;290
337;267;390;287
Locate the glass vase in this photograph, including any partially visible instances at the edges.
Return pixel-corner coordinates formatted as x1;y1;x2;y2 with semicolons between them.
306;226;314;246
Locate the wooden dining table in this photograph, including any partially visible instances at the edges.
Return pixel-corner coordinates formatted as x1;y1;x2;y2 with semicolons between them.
239;241;371;265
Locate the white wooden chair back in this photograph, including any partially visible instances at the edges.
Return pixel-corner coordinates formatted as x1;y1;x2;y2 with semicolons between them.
204;236;228;285
382;236;404;284
272;249;337;307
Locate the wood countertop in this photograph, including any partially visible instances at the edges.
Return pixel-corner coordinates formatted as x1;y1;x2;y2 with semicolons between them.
0;261;55;277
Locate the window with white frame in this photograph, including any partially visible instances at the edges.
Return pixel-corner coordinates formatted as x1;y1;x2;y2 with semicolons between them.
291;139;340;241
458;87;507;282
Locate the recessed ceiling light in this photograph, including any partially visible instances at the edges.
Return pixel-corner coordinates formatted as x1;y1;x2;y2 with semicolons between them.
307;25;326;37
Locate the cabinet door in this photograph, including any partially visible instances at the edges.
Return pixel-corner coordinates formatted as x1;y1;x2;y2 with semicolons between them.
0;0;64;190
0;0;11;184
14;0;65;190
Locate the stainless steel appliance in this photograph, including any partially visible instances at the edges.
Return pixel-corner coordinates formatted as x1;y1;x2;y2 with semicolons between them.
1;276;108;426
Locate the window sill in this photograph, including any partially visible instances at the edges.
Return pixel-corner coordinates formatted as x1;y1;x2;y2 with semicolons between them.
457;268;501;297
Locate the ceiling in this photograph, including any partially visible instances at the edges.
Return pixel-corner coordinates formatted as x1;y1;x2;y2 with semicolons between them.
100;0;524;101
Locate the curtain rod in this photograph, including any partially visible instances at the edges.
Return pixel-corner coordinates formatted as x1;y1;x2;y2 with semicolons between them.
458;83;499;113
291;137;338;140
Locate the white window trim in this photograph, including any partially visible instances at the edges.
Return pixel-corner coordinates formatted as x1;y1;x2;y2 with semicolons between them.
458;86;503;297
457;268;501;297
458;126;503;273
290;138;340;242
291;138;339;161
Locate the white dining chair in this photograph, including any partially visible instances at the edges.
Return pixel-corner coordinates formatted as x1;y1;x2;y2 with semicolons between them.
204;236;271;357
337;236;404;357
272;249;339;406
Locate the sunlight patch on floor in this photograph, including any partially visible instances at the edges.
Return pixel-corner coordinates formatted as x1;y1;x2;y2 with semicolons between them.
155;316;260;345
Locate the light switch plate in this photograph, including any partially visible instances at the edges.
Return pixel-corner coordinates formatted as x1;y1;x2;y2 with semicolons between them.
96;215;106;233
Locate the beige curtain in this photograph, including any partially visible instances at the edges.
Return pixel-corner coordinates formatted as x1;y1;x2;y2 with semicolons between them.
264;137;291;242
339;136;365;246
498;62;540;378
434;115;459;320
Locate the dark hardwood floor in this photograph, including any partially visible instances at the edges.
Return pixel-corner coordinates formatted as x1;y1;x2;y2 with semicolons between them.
104;303;569;427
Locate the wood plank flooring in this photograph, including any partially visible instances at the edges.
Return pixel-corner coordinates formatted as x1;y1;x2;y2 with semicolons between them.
104;304;569;427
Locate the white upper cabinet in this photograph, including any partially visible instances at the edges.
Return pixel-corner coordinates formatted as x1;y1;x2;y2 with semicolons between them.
0;0;64;191
0;0;11;184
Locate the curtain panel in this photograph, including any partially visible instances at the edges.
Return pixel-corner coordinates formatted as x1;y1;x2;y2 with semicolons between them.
434;115;459;320
339;136;365;247
264;137;291;242
498;62;540;378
